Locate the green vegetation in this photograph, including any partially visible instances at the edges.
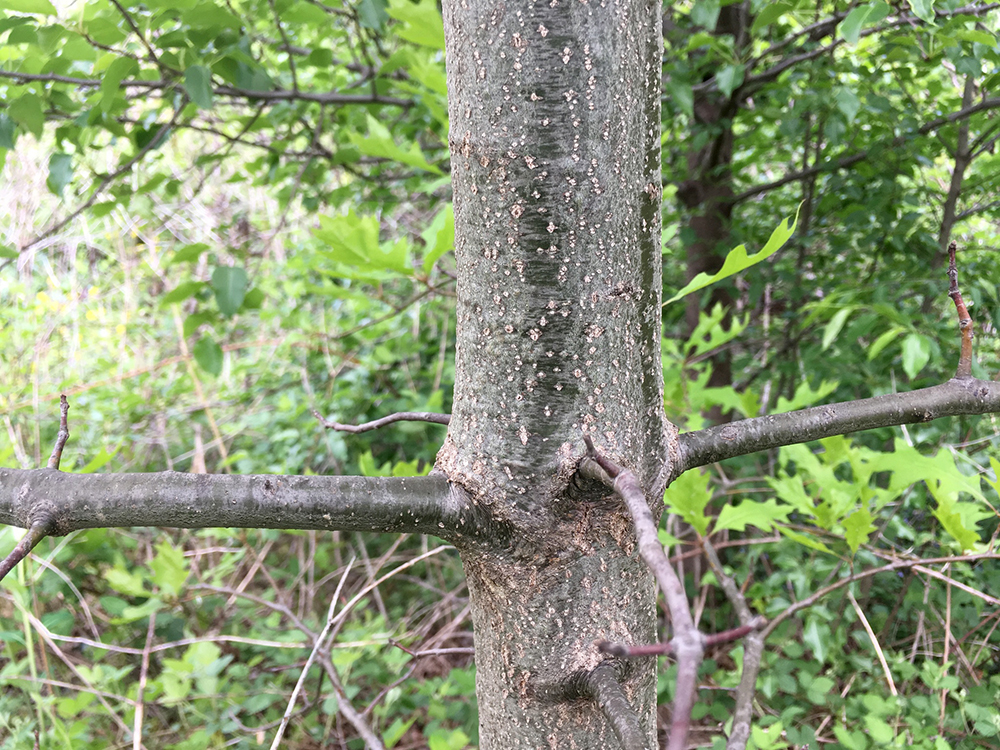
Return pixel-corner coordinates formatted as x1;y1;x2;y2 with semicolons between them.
2;0;999;748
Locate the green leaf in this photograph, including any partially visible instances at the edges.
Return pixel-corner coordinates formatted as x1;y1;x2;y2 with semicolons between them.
900;332;930;379
161;281;205;305
387;0;444;49
863;715;895;744
666;80;693;117
909;0;936;23
835;88;861;123
348;114;441;174
46;153;73;196
357;0;388;30
838;5;871;44
664;205;799;305
0;244;18;259
663;469;712;537
104;565;150;597
384;717;417;749
76;447;118;473
0;0;56;14
185;65;214;109
833;725;867;750
193;336;223;375
0;113;16;149
211;266;248;316
821;307;852;351
843;508;874;553
802;619;830;664
8;93;44;138
716;64;744;98
169;242;210;265
313;210;379;267
713;499;791;534
777;526;834;554
100;57;137;113
242;287;264;310
867;326;904;360
690;0;720;30
954;29;996;46
422;203;454;272
932;495;982;551
148;540;189;597
750;2;791;33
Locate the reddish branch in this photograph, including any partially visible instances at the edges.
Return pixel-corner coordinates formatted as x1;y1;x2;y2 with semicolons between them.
313;411;450;433
947;242;974;378
678;248;995;471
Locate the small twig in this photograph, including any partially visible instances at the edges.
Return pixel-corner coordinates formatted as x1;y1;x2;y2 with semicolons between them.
0;397;69;581
582;664;650;750
947;241;974;378
846;590;897;696
314;410;450;433
270;557;357;750
0;524;49;583
107;0;170;75
598;621;761;659
268;0;299;92
701;537;767;750
47;395;70;470
133;612;158;750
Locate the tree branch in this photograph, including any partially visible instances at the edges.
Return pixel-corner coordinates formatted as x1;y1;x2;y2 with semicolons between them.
0;469;484;547
676;377;1000;472
581;436;700;750
581;664;650;750
314;411;451;433
0;70;412;107
733;97;1000;204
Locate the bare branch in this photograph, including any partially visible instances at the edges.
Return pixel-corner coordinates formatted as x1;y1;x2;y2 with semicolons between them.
676;377;1000;472
734;97;1000;204
762;553;1000;639
0;70;413;108
581;664;650;750
314;410;451;433
581;436;700;750
0;523;49;582
46;395;70;470
25;99;188;251
0;468;485;546
701;538;765;750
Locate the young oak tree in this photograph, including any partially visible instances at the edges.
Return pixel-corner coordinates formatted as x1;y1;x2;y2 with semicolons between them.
3;1;1000;748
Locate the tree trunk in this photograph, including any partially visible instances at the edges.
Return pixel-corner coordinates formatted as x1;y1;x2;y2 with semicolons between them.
438;0;674;746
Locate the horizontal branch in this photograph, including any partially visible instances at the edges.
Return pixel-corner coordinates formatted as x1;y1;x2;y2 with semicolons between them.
676;377;1000;472
0;70;412;107
733;97;1000;204
0;469;489;544
315;411;451;433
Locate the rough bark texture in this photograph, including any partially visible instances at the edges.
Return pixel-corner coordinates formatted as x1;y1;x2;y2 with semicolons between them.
438;0;673;746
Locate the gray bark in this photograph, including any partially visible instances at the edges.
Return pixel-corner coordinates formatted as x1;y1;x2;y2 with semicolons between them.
437;0;672;746
0;469;475;540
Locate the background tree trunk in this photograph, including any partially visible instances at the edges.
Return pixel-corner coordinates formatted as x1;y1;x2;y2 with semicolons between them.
438;0;674;745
